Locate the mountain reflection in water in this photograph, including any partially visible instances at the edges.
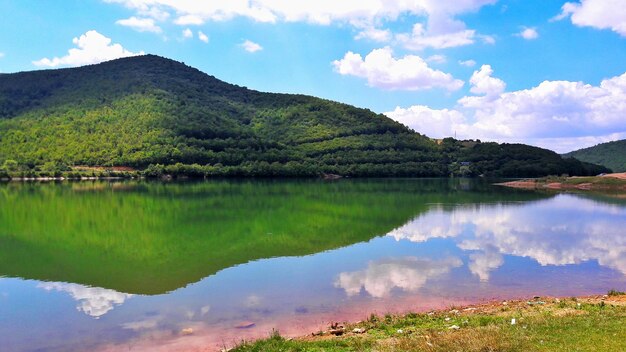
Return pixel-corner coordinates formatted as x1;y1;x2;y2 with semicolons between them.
0;180;624;351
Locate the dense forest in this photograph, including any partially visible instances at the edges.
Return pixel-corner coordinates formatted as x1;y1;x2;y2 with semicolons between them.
563;139;625;172
0;55;610;178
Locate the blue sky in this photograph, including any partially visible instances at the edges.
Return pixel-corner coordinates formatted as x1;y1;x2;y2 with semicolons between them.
0;0;625;152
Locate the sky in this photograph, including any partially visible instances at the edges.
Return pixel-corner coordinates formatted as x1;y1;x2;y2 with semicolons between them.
0;0;625;153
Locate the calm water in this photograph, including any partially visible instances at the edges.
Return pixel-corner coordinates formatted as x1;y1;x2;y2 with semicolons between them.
0;179;625;351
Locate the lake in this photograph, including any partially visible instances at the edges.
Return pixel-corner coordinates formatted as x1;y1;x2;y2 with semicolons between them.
0;179;624;351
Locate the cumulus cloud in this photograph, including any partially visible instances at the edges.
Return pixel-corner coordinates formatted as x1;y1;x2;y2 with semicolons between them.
198;31;209;43
335;257;463;298
459;72;626;140
385;66;626;152
556;0;626;36
333;47;464;91
386;105;466;137
240;39;263;52
0;52;4;58
105;0;496;50
38;282;132;318
105;0;495;26
182;28;193;38
33;30;143;68
517;27;539;40
116;16;162;33
468;64;506;96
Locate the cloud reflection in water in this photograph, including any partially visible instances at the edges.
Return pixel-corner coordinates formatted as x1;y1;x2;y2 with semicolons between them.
38;282;132;318
388;195;626;280
335;257;462;298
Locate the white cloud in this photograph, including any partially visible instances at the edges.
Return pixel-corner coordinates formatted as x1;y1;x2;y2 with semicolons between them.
459;59;476;67
397;23;478;50
556;0;626;36
355;26;392;42
517;27;539;40
240;39;263;53
0;52;4;58
105;0;496;26
33;30;143;68
426;54;447;64
333;47;464;91
198;30;209;43
468;64;506;96
386;66;626;152
116;16;162;33
105;0;496;50
39;282;132;318
386;105;466;136
479;34;496;44
174;14;205;25
182;28;193;38
335;257;462;298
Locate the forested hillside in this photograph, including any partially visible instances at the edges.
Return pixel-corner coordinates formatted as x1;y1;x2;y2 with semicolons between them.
0;55;609;178
563;140;625;172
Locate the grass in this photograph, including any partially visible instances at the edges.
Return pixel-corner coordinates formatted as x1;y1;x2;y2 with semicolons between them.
231;295;626;352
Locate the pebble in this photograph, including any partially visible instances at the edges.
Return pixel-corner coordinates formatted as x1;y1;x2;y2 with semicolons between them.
235;321;256;329
352;328;365;334
180;328;194;335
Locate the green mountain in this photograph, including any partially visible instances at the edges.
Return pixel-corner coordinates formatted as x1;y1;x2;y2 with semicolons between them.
0;54;609;177
563;140;626;173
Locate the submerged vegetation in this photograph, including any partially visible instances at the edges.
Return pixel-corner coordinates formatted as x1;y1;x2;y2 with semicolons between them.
233;294;626;352
0;55;610;179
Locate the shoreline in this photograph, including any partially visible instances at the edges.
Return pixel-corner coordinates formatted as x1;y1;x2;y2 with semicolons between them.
496;172;626;192
232;292;626;351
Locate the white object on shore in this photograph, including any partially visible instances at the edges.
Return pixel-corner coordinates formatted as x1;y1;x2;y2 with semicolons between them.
511;318;516;325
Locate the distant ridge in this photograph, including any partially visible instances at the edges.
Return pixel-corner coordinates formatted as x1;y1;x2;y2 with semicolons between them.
0;55;610;177
564;139;626;172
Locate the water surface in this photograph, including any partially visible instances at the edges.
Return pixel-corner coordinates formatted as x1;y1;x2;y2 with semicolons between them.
0;179;624;351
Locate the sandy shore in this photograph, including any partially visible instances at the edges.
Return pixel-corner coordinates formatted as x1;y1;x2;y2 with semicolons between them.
496;173;626;191
93;293;626;352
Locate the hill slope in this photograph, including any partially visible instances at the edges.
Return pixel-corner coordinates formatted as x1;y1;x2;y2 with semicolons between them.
563;140;626;172
0;55;609;177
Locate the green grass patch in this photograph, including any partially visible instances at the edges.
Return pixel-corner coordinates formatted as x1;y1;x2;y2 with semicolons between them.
233;299;626;352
